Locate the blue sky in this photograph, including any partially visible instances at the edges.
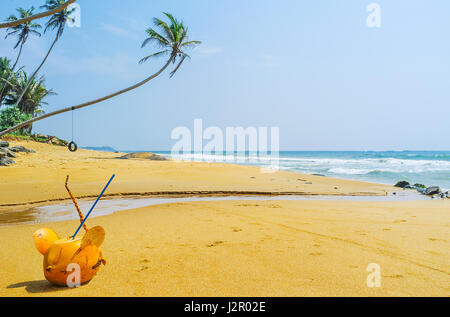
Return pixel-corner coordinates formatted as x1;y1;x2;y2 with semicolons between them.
1;0;449;151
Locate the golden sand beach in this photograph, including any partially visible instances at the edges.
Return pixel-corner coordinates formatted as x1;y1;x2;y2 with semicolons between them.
0;140;449;296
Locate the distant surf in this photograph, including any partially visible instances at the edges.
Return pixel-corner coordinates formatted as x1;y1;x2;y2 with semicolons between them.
154;151;450;190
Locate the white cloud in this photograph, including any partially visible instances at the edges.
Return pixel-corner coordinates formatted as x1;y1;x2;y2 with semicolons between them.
101;23;140;41
194;46;222;56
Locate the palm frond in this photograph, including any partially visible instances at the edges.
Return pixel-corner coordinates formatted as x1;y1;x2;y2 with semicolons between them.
163;12;179;30
138;50;170;64
142;28;170;48
180;40;202;48
152;17;175;43
29;29;42;37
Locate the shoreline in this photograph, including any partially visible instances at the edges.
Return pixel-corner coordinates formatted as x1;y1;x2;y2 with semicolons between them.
154;150;450;191
1;192;429;227
0;189;391;211
0;140;395;208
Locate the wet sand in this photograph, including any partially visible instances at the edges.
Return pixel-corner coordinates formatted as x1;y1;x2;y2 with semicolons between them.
0;140;392;211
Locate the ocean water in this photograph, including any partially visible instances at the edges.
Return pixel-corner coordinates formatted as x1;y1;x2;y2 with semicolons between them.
155;151;450;190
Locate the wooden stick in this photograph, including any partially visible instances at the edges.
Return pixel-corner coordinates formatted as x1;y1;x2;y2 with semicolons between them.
65;175;88;232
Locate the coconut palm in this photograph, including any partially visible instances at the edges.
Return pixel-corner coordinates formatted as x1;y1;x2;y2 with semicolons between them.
140;12;202;77
5;7;42;71
41;0;75;41
0;0;77;29
4;71;55;133
0;13;201;137
5;71;55;115
0;57;14;106
1;8;42;104
12;0;74;111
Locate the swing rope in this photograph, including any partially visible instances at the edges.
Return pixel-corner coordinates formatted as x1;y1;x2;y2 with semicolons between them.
68;107;78;152
71;109;74;142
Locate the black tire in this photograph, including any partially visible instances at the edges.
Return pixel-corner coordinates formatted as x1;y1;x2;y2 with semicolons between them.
68;141;78;152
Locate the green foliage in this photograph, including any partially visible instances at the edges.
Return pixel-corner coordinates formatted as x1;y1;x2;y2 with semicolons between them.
0;57;13;105
6;7;42;51
41;0;75;39
0;105;32;135
140;13;201;77
4;71;56;116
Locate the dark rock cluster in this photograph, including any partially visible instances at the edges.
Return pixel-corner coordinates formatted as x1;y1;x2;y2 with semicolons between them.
394;180;448;199
0;141;35;166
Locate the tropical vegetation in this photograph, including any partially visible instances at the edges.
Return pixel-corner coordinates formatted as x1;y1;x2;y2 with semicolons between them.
0;2;200;138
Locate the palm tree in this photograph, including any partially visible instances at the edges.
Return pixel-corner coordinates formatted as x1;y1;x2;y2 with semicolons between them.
5;7;42;71
0;0;77;29
5;71;55;133
1;8;42;104
0;13;201;137
12;0;74;111
0;57;14;105
140;13;201;77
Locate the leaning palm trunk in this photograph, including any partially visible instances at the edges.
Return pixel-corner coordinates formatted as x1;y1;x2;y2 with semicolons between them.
0;56;174;137
0;0;77;29
13;34;59;111
12;42;24;71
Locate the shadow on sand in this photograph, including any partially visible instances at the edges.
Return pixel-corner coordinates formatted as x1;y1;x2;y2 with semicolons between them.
7;280;69;294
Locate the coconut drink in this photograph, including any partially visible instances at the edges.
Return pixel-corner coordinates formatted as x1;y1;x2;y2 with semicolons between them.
33;175;114;287
33;227;106;286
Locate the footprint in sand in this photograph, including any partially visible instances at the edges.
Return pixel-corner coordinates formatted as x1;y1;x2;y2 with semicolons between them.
428;238;446;242
383;274;403;279
237;204;260;207
206;241;224;247
137;265;149;272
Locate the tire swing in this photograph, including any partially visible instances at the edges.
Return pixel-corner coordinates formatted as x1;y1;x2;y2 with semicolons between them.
68;108;78;152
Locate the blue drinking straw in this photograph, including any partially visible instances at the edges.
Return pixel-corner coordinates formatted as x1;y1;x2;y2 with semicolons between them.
72;174;115;239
